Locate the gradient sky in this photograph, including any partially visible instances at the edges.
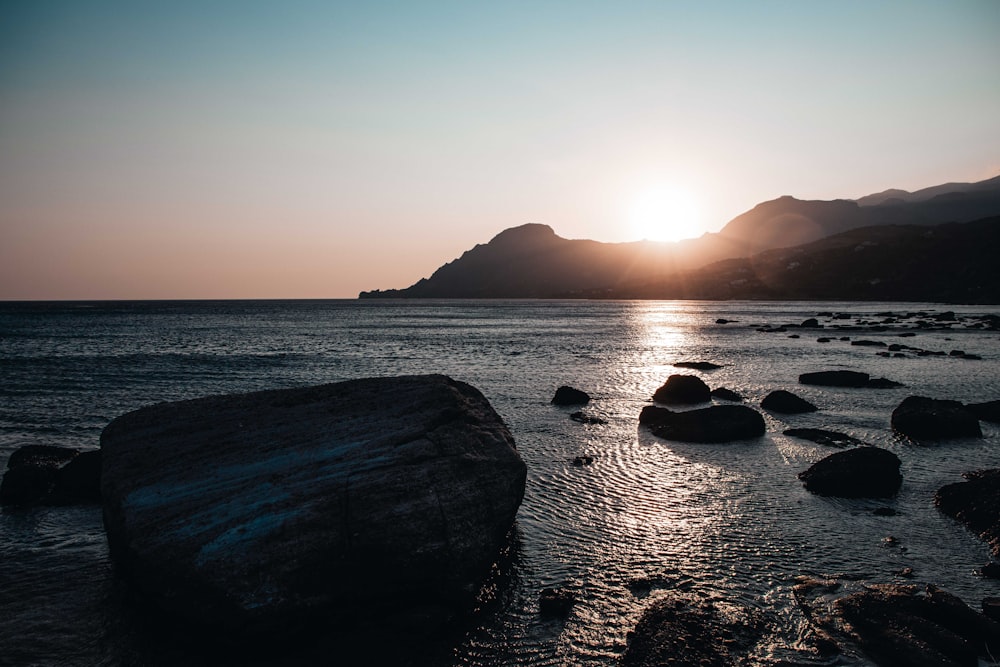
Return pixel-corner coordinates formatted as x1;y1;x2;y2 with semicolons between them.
2;1;998;299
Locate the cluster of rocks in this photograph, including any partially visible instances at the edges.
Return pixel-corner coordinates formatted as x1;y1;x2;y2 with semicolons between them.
0;445;101;506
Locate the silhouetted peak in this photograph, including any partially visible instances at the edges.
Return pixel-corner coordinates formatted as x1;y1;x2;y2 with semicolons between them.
484;224;562;251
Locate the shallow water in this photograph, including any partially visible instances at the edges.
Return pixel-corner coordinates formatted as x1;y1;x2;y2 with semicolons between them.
1;299;999;665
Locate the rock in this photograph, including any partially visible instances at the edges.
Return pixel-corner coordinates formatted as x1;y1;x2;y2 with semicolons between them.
761;390;818;414
715;318;734;324
935;469;1000;557
982;562;1000;579
891;396;982;440
788;334;801;338
851;339;887;347
866;377;904;388
652;374;711;404
801;318;821;328
0;444;98;507
552;385;590;405
644;405;766;443
984;598;1000;622
571;455;595;466
950;349;965;357
799;370;870;387
673;361;722;370
0;463;58;506
798;446;902;498
100;375;527;636
48;450;102;505
966;400;1000;424
794;578;1000;667
873;507;897;516
538;587;576;617
711;387;743;402
816;337;832;343
783;428;866;448
622;592;766;667
569;411;607;425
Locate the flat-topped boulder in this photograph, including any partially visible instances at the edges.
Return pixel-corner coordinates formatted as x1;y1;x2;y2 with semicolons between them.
100;375;527;637
641;404;765;443
799;370;902;388
891;396;982;440
652;374;711;404
761;390;818;414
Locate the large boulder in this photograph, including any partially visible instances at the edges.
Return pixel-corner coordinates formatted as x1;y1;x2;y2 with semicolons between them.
794;577;1000;667
935;469;1000;557
100;375;527;636
641;404;765;443
652;374;711;404
761;390;818;414
798;446;902;498
891;396;982;440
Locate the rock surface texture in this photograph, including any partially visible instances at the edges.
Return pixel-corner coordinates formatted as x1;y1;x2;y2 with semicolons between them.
100;375;527;635
798;446;902;498
891;396;982;440
641;405;766;443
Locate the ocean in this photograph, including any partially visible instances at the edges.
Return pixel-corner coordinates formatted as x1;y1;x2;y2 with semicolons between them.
1;299;999;666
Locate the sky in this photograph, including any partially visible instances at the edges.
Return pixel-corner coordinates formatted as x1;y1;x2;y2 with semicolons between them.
1;1;998;299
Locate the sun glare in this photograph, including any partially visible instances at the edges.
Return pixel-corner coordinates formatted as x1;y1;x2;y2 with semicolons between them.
628;186;702;243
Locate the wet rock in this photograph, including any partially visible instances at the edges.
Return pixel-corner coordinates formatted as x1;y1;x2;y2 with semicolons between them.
866;377;904;388
569;411;607;425
965;400;1000;424
643;404;765;443
0;444;99;507
0;463;58;506
652;374;711;404
981;562;1000;579
891;396;982;440
761;390;818;414
783;428;866;448
798;446;902;498
539;587;576;617
801;318;821;328
622;592;766;667
794;578;1000;667
817;337;832;343
851;339;887;347
673;361;723;370
552;385;590;405
571;455;595;466
935;469;1000;557
799;370;870;387
715;318;734;324
6;444;79;469
984;598;1000;622
49;450;102;505
711;387;743;402
100;375;527;636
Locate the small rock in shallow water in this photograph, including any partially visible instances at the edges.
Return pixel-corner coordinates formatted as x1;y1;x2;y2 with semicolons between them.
784;427;865;448
643;405;766;443
891;396;982;440
798;446;902;498
569;411;607;425
762;390;818;414
552;385;591;405
710;387;743;402
652;374;711;404
571;455;595;466
539;588;576;617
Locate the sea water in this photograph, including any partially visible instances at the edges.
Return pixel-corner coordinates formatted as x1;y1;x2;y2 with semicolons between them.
1;299;998;666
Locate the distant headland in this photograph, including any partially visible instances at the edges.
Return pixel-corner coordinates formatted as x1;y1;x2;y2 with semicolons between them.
359;175;1000;303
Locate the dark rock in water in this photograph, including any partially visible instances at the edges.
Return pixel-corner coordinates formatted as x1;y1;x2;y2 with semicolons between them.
794;577;1000;667
984;598;1000;622
783;427;866;448
817;337;832;343
100;375;527;637
801;318;821;328
622;592;766;667
673;361;722;370
761;390;818;414
711;387;743;402
538;587;576;617
49;450;102;505
798;446;902;498
1;444;99;506
6;444;79;469
571;455;595;466
866;377;904;388
851;339;887;347
788;334;800;338
799;370;871;387
569;411;607;425
0;463;58;506
552;385;590;405
936;469;1000;557
981;562;1000;579
966;400;1000;424
891;396;982;440
645;405;765;443
715;318;734;324
950;349;965;357
652;374;711;404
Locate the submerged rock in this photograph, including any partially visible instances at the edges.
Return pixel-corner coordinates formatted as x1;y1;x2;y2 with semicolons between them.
935;469;1000;557
761;390;818;414
552;385;590;405
673;361;723;370
891;396;982;440
783;428;866;448
652;374;711;404
538;587;576;617
799;370;902;388
569;411;607;425
965;400;1000;424
100;375;527;637
642;404;765;443
798;446;902;498
794;577;1000;667
711;387;743;402
622;592;766;667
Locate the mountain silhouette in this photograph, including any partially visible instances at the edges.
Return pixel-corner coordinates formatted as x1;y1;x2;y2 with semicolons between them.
359;175;1000;300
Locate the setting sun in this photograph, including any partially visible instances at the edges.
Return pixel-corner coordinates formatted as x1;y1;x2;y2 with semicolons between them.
628;186;703;243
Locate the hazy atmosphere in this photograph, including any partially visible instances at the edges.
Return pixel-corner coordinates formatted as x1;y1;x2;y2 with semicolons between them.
2;1;998;299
